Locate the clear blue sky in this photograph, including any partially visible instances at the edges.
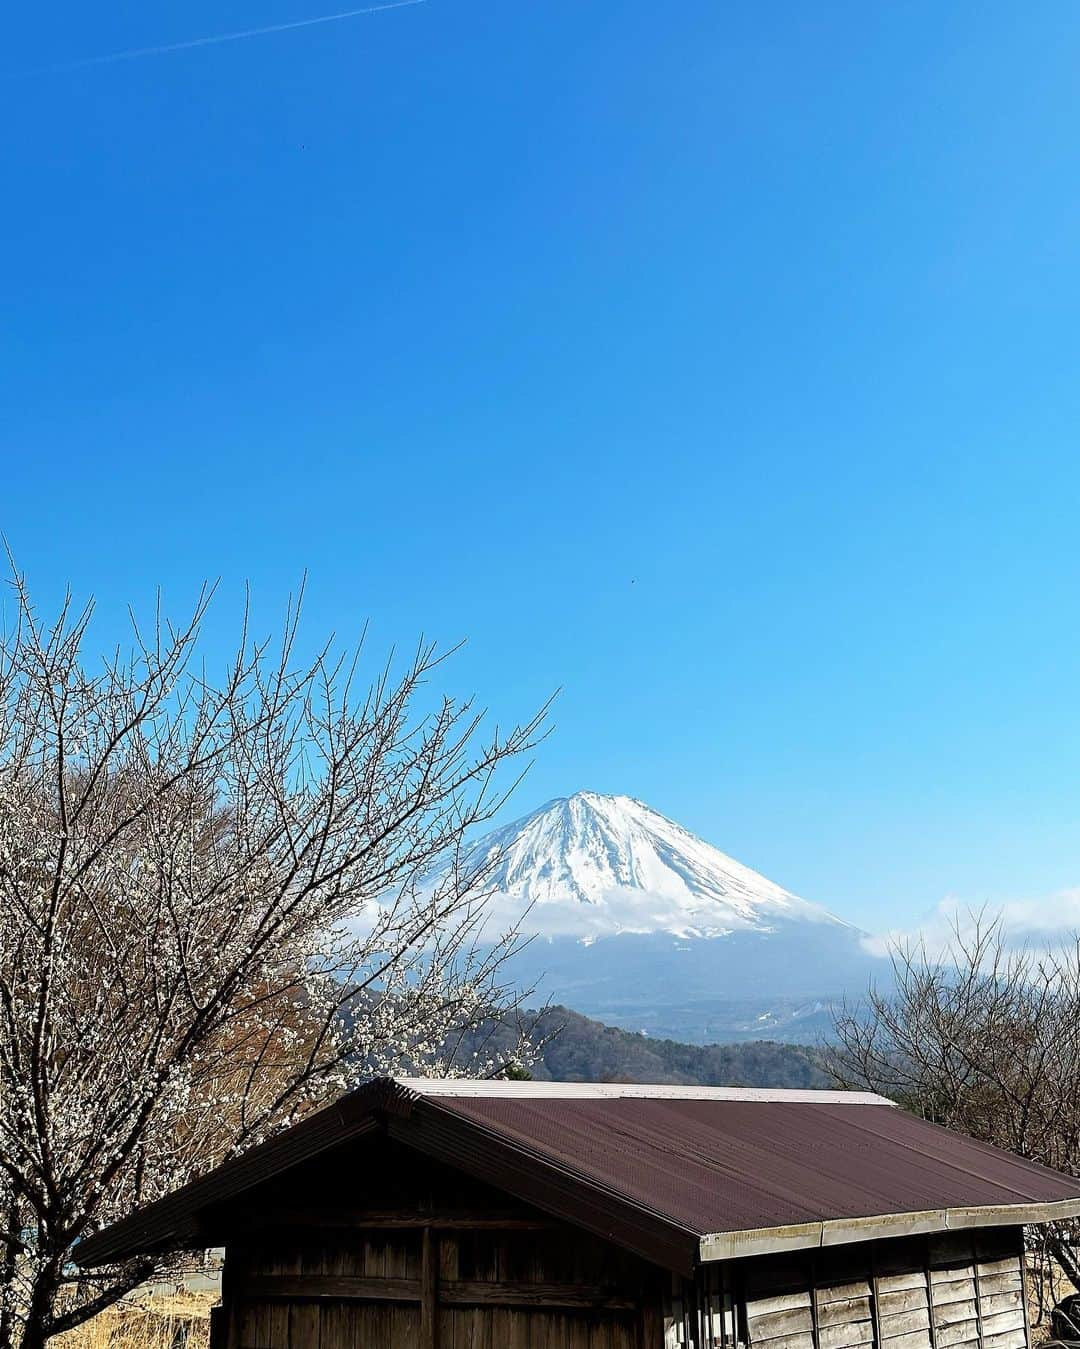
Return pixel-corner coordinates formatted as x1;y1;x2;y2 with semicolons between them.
4;0;1080;933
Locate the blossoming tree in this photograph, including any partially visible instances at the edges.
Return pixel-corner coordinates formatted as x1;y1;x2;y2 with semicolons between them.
0;575;545;1349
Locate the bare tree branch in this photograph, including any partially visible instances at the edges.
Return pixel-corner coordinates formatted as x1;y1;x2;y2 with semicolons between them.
0;572;548;1349
826;913;1080;1302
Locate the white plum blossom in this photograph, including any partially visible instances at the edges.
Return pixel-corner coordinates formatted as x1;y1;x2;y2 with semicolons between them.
0;575;544;1349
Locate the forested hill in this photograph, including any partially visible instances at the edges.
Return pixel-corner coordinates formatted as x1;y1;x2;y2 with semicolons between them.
471;1005;830;1088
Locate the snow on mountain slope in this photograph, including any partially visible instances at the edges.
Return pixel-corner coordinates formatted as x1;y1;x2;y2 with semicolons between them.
450;791;848;941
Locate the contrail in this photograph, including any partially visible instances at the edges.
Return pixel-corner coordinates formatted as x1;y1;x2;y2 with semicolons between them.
5;0;427;78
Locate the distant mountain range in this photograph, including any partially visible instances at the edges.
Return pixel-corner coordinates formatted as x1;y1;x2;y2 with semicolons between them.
431;791;888;1044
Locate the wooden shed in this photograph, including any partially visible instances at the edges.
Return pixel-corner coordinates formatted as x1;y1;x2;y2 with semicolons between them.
76;1079;1080;1349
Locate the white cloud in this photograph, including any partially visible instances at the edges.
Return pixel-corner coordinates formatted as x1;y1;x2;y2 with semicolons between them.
476;885;746;942
861;888;1080;960
349;884;744;947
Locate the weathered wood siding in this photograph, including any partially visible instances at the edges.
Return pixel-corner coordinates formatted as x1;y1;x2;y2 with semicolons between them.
927;1233;1027;1349
228;1226;652;1349
666;1230;1028;1349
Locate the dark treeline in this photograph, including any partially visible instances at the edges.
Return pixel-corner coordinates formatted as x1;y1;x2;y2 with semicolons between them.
463;1005;829;1088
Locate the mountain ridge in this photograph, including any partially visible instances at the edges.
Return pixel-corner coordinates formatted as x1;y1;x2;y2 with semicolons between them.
451;789;850;942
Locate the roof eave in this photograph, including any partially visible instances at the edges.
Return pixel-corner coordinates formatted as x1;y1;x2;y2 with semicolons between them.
73;1088;397;1267
698;1197;1080;1262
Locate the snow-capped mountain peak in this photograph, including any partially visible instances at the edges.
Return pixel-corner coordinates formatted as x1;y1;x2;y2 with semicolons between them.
453;791;845;940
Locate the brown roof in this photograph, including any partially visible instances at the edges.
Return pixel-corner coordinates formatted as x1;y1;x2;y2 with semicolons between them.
75;1079;1080;1274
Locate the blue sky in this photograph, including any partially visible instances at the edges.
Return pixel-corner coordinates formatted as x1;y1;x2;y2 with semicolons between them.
4;0;1080;933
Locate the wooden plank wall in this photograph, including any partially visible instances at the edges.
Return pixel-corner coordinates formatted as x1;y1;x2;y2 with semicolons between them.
743;1258;815;1349
813;1254;874;1349
670;1229;1029;1349
224;1221;1028;1349
212;1137;661;1349
665;1266;737;1349
227;1224;654;1349
926;1234;1027;1349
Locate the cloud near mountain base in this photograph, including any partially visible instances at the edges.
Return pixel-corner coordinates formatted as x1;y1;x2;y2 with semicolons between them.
861;888;1080;959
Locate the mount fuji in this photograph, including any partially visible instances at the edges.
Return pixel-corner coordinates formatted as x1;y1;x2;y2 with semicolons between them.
448;792;886;1044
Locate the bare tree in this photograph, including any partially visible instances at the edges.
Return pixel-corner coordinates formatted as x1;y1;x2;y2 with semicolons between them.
0;574;548;1349
827;916;1080;1309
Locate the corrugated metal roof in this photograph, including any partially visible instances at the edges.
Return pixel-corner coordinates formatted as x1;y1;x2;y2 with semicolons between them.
75;1078;1080;1273
424;1093;1080;1258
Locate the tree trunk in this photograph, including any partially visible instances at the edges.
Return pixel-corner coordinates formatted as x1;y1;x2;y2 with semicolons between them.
18;1325;48;1349
0;1205;21;1349
17;1254;63;1349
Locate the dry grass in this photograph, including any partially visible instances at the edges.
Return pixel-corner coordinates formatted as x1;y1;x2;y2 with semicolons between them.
54;1292;215;1349
1028;1252;1079;1341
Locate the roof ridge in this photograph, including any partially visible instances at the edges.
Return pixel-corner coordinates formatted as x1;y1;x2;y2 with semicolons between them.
392;1077;894;1105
